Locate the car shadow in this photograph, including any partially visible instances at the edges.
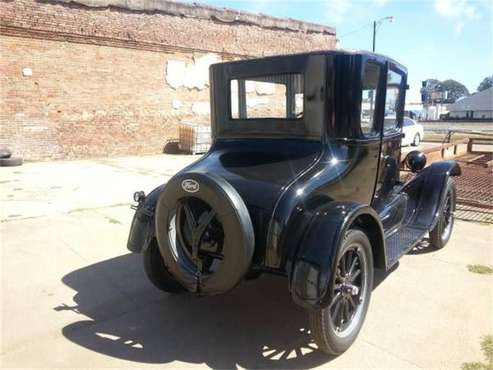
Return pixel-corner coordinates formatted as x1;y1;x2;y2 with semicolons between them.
57;253;334;369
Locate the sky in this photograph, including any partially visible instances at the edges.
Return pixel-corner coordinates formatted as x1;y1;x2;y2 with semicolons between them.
195;0;493;103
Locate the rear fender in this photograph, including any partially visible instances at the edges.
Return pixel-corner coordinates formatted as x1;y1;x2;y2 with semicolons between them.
127;185;163;253
289;202;384;310
403;160;460;230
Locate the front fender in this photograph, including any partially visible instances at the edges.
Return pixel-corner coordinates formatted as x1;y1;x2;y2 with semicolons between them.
127;185;163;253
403;160;460;231
289;202;383;310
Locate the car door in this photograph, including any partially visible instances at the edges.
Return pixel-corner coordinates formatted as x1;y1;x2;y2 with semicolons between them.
372;64;407;220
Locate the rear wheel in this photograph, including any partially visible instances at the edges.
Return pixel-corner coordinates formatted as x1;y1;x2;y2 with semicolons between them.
309;228;373;355
143;239;186;293
429;178;456;250
412;133;421;146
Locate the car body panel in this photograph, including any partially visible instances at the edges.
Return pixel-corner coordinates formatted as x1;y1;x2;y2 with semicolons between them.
289;202;384;308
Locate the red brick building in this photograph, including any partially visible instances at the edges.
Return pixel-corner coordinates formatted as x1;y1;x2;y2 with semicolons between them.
0;0;336;160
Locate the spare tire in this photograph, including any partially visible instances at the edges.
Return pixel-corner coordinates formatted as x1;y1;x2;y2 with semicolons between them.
155;172;254;295
0;157;23;167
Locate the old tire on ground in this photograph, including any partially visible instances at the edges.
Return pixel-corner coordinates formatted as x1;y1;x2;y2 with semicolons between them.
0;157;23;167
143;238;186;293
309;228;373;356
429;178;456;250
155;172;254;295
0;146;11;159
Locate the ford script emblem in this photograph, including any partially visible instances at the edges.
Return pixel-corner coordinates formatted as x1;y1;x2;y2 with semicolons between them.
181;179;200;193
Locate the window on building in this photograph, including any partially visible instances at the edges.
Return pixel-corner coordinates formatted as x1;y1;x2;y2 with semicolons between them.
384;69;403;132
230;74;303;120
360;62;380;136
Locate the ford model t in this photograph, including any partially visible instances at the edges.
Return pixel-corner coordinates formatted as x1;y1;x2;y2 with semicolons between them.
128;50;460;355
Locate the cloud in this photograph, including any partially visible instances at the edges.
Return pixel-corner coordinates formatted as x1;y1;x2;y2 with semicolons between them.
374;0;391;6
325;0;391;26
434;0;480;34
325;0;354;25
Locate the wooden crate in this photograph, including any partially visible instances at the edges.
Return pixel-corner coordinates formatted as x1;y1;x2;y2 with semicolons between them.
178;123;211;154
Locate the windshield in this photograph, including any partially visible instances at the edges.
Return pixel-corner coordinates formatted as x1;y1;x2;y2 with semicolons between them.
230;74;304;120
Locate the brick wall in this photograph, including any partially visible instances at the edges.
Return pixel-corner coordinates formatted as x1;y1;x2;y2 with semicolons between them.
0;0;336;160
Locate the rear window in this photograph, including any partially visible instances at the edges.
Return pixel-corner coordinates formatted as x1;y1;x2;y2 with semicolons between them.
229;74;303;120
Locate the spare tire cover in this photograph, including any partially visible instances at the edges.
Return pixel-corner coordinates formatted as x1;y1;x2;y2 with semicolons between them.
155;171;254;295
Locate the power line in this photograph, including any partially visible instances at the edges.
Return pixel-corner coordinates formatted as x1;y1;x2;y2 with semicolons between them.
338;22;373;39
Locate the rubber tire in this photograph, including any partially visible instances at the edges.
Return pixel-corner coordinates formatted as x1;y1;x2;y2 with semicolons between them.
155;172;254;295
429;178;456;250
0;157;22;167
143;239;186;294
0;148;11;159
309;228;374;356
412;134;420;146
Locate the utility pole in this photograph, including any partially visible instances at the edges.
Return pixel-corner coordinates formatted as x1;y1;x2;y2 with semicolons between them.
372;21;376;52
372;16;394;53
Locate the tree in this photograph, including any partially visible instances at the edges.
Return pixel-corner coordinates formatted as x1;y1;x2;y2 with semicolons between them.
440;79;469;103
477;75;493;92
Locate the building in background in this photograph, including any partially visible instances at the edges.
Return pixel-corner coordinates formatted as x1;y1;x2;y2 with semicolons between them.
404;102;424;120
420;80;450;121
447;87;493;120
0;0;336;160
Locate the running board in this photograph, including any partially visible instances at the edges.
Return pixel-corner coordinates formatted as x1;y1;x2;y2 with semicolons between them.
385;226;427;267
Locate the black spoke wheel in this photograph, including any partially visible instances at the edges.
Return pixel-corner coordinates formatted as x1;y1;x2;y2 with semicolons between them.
309;228;373;355
329;247;366;334
429;178;456;250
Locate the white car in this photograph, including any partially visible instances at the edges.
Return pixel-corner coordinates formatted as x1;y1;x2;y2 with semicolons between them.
402;117;424;146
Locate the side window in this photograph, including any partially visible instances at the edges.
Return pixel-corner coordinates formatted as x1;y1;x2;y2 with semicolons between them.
384;69;403;133
360;62;380;136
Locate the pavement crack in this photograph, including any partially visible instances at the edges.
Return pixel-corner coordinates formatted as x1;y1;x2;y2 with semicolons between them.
0;203;133;223
360;339;424;368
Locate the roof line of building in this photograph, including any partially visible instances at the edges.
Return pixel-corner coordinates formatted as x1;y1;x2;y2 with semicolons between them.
50;0;336;35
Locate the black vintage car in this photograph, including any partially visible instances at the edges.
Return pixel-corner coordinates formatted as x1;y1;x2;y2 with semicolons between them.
128;50;460;355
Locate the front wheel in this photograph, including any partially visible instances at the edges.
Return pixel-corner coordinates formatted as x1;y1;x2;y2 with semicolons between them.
309;228;374;355
412;133;421;146
429;178;456;250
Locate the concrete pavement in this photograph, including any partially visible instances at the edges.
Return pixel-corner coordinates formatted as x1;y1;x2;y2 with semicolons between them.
1;154;492;369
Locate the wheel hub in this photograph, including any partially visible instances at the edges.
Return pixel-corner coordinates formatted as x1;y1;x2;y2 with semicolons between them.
340;282;360;296
329;245;367;335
